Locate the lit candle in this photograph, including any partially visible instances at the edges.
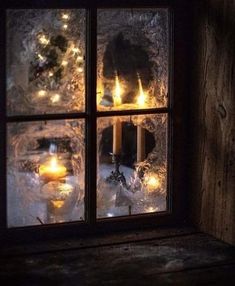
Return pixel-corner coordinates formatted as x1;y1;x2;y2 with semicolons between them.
39;156;67;181
113;74;122;106
136;75;146;162
113;118;122;155
136;74;146;108
112;74;122;155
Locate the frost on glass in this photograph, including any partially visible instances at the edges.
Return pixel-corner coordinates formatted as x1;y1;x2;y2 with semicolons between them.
97;114;167;218
97;9;169;111
7;120;85;227
7;9;85;115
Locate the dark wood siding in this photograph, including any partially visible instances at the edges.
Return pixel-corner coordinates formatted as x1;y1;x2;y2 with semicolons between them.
190;0;235;245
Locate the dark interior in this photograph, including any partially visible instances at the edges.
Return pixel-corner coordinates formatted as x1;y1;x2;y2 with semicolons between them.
0;0;234;285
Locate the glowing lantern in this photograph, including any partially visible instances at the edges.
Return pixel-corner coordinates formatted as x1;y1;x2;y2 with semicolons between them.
39;156;67;181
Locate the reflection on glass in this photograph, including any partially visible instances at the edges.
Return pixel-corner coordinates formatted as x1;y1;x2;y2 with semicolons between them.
7;120;85;227
97;9;169;111
7;9;86;115
97;114;167;218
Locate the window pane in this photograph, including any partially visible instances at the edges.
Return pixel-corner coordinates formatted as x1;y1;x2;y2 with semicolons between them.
97;114;167;218
7;9;86;115
7;119;85;227
97;9;169;111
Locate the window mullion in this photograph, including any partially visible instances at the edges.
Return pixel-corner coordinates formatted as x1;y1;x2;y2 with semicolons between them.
85;7;97;225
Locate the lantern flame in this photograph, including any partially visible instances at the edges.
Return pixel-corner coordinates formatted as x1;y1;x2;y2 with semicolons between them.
39;156;67;181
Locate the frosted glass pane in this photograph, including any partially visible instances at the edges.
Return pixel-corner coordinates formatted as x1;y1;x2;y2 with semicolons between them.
7;119;85;227
7;9;86;115
97;114;167;218
97;9;169;111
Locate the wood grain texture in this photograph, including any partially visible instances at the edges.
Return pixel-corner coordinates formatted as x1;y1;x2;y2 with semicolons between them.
190;0;235;245
0;232;234;285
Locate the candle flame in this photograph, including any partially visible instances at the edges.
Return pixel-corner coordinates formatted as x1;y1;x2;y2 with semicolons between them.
50;157;59;171
137;75;146;107
113;74;122;106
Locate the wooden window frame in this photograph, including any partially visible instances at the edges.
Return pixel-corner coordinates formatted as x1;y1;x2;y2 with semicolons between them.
0;0;190;243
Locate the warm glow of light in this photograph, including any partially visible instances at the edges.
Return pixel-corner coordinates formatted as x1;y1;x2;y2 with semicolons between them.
38;54;45;61
137;75;146;107
62;13;69;20
38;90;47;97
113;74;122;106
146;206;158;213
63;24;68;30
39;156;67;181
49;71;54;77
144;173;161;192
38;34;49;45
107;213;114;217
97;80;104;105
51;200;65;209
51;94;61;103
77;56;83;61
72;47;80;54
77;67;83;73
62;60;68;66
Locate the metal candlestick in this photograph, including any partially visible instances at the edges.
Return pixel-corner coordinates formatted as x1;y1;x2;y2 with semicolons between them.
106;153;128;188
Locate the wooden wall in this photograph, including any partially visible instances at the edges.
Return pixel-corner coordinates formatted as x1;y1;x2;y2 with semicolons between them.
190;0;235;245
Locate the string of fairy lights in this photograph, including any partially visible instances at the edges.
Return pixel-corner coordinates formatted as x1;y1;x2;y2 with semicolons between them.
32;11;84;105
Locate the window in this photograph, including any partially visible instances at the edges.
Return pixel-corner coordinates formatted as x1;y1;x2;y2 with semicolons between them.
1;1;189;239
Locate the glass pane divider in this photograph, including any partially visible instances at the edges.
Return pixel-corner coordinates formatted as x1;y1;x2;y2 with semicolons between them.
85;7;97;225
96;108;170;118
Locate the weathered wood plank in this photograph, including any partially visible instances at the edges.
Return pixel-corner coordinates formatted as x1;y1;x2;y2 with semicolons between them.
0;227;197;257
0;233;234;286
190;0;235;245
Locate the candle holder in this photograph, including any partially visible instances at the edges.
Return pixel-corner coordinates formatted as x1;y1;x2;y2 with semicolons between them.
106;153;128;189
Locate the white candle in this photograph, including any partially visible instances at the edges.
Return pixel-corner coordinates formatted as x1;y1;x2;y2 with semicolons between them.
112;74;122;155
113;74;122;107
113;118;122;155
137;125;145;162
136;75;146;162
